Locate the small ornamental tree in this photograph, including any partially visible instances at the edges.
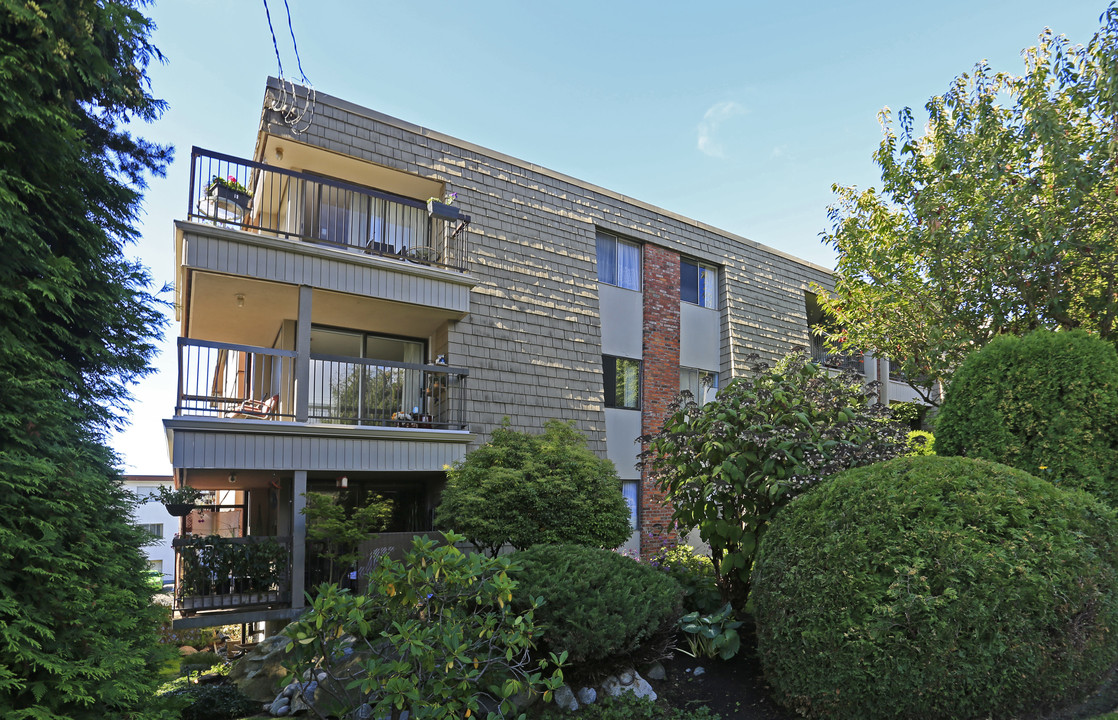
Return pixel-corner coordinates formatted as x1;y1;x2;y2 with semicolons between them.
302;491;393;585
642;353;908;611
936;329;1118;503
435;420;632;555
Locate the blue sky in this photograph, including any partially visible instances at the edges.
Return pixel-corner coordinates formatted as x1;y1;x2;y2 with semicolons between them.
114;0;1108;473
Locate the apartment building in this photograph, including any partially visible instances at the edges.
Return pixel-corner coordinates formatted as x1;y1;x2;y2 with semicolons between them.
162;78;917;628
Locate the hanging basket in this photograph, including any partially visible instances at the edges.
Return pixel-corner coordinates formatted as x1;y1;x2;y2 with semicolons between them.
164;503;195;517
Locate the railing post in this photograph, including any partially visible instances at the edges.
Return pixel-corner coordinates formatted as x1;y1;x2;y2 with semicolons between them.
295;285;312;422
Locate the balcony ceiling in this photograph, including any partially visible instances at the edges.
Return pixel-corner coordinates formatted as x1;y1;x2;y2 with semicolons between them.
186;272;462;345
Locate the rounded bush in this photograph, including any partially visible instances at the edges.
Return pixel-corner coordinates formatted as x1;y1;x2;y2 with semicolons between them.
936;329;1118;503
753;456;1118;720
509;544;682;673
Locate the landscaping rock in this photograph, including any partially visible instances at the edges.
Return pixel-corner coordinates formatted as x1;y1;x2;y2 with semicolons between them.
553;684;579;712
602;669;657;702
693;666;705;677
179;645;198;655
229;634;294;702
268;695;290;716
644;661;666;681
576;686;597;705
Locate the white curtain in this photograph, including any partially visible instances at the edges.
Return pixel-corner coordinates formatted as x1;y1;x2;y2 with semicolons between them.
617;240;641;290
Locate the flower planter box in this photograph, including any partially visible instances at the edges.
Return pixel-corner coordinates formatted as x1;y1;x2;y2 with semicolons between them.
427;199;459;221
209;184;251;212
180;591;282;611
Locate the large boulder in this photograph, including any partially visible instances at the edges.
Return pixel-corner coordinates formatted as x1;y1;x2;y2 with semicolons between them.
228;634;293;702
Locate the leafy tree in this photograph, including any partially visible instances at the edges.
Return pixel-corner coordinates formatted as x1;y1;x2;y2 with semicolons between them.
0;1;172;717
817;8;1118;404
302;491;393;585
642;354;908;611
435;420;632;555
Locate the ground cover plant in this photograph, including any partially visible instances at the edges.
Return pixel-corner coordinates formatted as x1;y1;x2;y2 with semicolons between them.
436;420;631;555
936;329;1118;503
643;353;908;611
510;544;682;679
752;455;1118;720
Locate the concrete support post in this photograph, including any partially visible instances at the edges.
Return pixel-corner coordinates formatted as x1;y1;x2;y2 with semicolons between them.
291;470;307;609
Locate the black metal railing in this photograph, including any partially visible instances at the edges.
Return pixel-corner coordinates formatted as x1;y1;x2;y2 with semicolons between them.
810;333;865;375
175;338;470;429
173;535;292;613
309;354;469;430
176;338;297;421
187;147;471;272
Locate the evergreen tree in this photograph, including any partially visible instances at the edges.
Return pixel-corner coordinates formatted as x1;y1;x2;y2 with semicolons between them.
0;1;173;717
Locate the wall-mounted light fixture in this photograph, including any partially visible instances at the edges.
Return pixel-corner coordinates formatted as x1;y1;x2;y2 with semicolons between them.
235;293;245;308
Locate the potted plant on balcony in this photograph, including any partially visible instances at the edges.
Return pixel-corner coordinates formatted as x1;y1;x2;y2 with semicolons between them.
153;484;205;516
426;191;459;221
208;174;253;212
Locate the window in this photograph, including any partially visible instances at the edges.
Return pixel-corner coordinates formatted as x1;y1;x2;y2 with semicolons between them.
138;523;164;539
680;368;719;405
622;480;639;529
309;327;427;423
681;259;718;308
603;355;641;409
597;232;641;290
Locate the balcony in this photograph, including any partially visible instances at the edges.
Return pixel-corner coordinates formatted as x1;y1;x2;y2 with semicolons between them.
810;333;865;375
177;338;469;430
173;534;292;616
186;147;470;273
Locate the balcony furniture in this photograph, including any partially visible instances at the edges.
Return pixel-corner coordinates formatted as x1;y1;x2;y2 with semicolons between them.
226;394;279;419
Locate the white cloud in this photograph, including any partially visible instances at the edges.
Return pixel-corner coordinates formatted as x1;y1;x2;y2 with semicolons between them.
697;101;746;158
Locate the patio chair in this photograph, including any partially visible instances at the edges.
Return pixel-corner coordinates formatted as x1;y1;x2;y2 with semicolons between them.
226;394;279;419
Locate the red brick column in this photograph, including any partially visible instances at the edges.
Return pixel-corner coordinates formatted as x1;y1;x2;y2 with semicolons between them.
640;244;680;557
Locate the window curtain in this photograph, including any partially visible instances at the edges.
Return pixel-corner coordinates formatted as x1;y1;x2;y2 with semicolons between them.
700;266;717;308
622;480;639;529
617;240;640;290
597;234;617;284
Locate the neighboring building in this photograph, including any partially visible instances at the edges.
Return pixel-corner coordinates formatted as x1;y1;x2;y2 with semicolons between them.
122;475;176;586
163;78;889;628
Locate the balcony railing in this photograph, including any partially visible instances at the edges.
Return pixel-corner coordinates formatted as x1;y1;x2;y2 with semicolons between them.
176;337;470;429
310;353;469;430
173;535;292;613
810;334;865;375
176;338;297;421
187;147;471;273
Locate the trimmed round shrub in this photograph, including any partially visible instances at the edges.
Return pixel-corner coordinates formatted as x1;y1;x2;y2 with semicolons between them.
509;544;682;675
166;683;259;720
936;329;1118;503
752;456;1118;720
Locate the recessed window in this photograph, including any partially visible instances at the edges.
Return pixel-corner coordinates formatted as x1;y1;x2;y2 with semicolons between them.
603;355;641;409
680;368;719;406
681;259;718;308
597;232;641;291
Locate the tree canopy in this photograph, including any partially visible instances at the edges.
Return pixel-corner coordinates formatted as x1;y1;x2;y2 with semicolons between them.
0;1;173;716
817;6;1118;403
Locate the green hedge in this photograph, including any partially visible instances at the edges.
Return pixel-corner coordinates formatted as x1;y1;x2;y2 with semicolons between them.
509;544;682;675
753;456;1118;720
936;329;1118;503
